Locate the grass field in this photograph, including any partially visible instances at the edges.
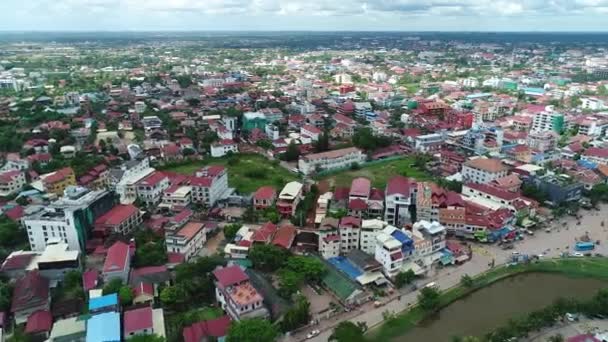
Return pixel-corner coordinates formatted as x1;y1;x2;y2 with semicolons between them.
317;156;432;189
369;258;608;341
161;154;298;194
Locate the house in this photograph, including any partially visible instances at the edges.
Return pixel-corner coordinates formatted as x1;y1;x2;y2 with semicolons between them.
211;139;238;158
165;221;207;261
384;176;416;227
49;317;86;342
123;306;165;339
212;265;269;320
462;158;508;184
413;220;447;255
25;310;52;340
190;166;229;207
272;225;297;250
253;186;277;211
132;282;155;304
182;315;231;342
94;204;142;237
298;147;366;176
300;125;322;141
320;234;340;259
86;311;121;342
526;174;584;205
0;170;26;197
136;171;170;207
11;271;50;324
582;147;608;166
42;168;76;196
277;182;304;218
374;226;413;278
82;269;99;291
359;219;390;255
251;222;277;245
102;241;131;283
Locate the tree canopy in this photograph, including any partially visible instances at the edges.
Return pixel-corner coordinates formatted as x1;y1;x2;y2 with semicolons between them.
329;321;366;342
227;318;278;342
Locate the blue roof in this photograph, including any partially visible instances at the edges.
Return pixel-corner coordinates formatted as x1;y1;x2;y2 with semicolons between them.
87;312;120;342
88;294;118;311
328;256;363;280
466;93;493;99
391;230;413;246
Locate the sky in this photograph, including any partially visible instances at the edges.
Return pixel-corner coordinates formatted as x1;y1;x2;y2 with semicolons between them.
3;0;608;32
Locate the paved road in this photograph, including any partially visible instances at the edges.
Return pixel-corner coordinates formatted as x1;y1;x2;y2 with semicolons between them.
289;206;608;342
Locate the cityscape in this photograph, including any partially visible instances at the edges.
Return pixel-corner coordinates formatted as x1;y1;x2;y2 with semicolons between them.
2;7;608;342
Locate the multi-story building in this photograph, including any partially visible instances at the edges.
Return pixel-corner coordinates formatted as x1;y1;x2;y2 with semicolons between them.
338;216;361;254
320;234;340;259
190;166;229;208
210;139;238;157
384;176;416;227
413;220;447;254
165;221;207;261
462;183;530;212
161;185;192;209
298;147;365;176
359;218;389;255
109;158;155;204
253;186;277;211
300;124;322;141
462;158;508;184
23;187;114;252
414;133;446;152
527;131;556;152
136;172;170;207
277;182;304;218
374;225;414;278
242;112;267;133
580;97;607;111
213;265;269;321
582;147;608;166
42;167;76;196
94;204;142;237
0;170;26;197
531;111;565;133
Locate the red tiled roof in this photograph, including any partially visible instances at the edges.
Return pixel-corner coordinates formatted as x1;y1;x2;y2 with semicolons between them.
369;188;384;201
0;170;21;183
133;282;154;298
43;167;74;185
124;306;153;335
183;316;231;342
190;176;213;187
301;124;322;135
167;252;185;265
253;186;276;200
4;205;24;221
82;269;99;291
1;253;35;272
271;225;297;249
11;271;49;314
339;216;361;228
213;265;249;288
333;187;350;201
252;222;277;243
348;198;368;210
466;182;520;201
95;205;139;226
350;177;371;197
584;147;608;159
138;171;167;187
25;310;52;334
386;176;415;196
103;241;130;273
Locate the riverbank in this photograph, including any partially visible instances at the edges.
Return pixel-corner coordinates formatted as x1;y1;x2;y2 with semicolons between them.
368;258;608;341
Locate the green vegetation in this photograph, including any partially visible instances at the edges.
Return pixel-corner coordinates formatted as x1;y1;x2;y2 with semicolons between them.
318;156;432;188
227;318;279;342
165;307;223;342
134;229;168;267
280;295;311;332
329;321;367;342
0;216;29;262
249;244;291;272
369;258;608;341
394;270;416;289
223;223;242;241
160;154;297;194
102;278;133;305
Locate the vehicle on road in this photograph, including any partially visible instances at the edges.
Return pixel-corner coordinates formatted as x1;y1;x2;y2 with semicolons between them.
306;330;320;339
566;313;579;322
575;241;595;251
572;252;585;257
374;301;385;308
424;282;438;289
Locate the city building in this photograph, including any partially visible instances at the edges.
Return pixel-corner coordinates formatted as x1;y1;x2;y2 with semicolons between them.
94;204;142;237
42;168;76;196
298;147;365;176
253;186;277;211
384;176;416;227
86;311;121;342
110;158;155;204
338;216;361;254
531;111;565;133
210;139;238;157
277;182;304;218
190;166;229;208
413;220;447;255
213;265;269;321
136;171;170;207
160;185;192;209
11;271;50;324
123;306;166;339
23;187;114;252
0;170;26;197
103;241;131;283
359;219;389;255
374;225;414;278
462;158;508;184
242;112;267;133
582;147;608;166
165;221;207;261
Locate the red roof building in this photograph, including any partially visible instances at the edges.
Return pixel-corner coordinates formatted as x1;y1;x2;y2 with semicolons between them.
183;316;231;342
251;222;278;244
25;310;52;335
82;269;99;291
11;271;50;324
102;241;131;283
271;225;297;249
253;186;277;211
123;306;154;338
94;204;142;237
212;265;249;288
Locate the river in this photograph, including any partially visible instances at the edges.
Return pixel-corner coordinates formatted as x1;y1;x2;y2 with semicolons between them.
395;273;607;341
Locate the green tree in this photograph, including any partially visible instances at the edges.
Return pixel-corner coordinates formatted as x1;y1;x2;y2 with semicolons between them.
160;285;187;310
102;278;123;295
249;244;290;271
352;127;392;151
278;269;303;298
329;321;366;342
223;223;242;241
227;318;278;342
283;141;300;162
128;334;166;342
394;270;416;289
418;287;441;313
119;285;134;305
461;274;474;288
314;132;330;153
0;281;13;311
284;256;326;281
280;295;310;332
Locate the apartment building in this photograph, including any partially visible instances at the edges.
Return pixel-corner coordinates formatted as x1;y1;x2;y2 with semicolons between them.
190;166;229;208
42;167;76;196
94;204;142;237
136;172;170;207
582;147;608;166
384;176;416;227
462;158;508;184
161;185;192;209
413;220;447;255
298;147;365;176
359;218;389;255
531;111;564;133
110;158;155;204
338;216;361;254
0;170;26;197
165;221;207;261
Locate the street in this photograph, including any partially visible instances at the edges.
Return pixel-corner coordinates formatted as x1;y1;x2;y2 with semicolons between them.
291;205;608;342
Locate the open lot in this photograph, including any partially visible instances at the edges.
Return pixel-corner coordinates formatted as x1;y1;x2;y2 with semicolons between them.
300;284;334;315
161;154;298;194
317;156;432;188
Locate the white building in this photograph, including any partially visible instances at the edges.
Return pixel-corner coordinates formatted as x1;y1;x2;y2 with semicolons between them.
213;265;269;321
372;72;388;83
338;217;361;254
110;158;155;204
581;97;607;111
134;101;146;114
531;111;564;133
190;166;229;207
300;124;322;141
460;77;479;88
23;187;113;252
320;234;340;259
462;158;508;184
384;176;416;227
0;170;26;197
412;220;447;255
165;221;207;261
161;185;192;209
334;73;353;85
298;147;365;176
374;227;406;278
210;139;238;157
354;102;373;117
414;133;446;152
359;218;389;255
136;171;170;207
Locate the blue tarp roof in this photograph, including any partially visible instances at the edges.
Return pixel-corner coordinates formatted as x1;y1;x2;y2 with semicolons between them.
88;294;118;311
328;256;363;280
577;159;598;170
86;312;120;342
391;230;413;246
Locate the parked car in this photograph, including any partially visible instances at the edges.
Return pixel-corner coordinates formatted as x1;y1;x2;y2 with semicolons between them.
566;313;579;322
307;330;320;339
572;252;585;257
